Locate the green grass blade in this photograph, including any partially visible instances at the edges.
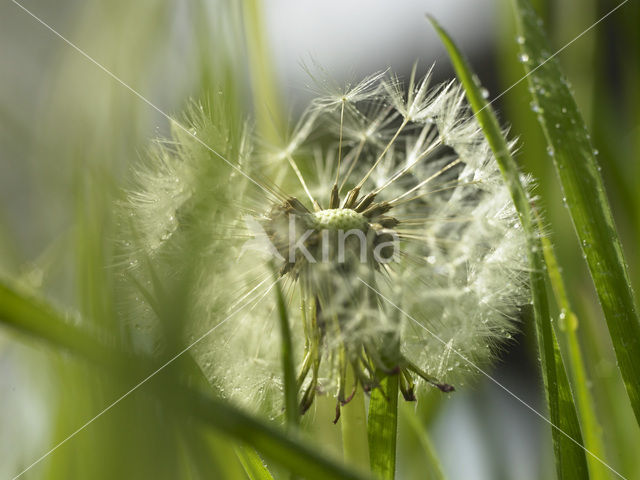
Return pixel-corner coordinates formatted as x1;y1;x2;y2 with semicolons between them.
0;279;367;480
181;388;370;480
428;16;589;479
236;445;275;480
273;271;299;429
0;280;114;364
367;374;399;479
399;403;445;480
539;226;610;480
511;0;640;426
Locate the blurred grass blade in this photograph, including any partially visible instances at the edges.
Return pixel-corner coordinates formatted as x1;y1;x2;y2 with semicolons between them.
511;0;640;426
400;403;445;480
0;279;369;480
174;380;373;480
367;374;399;479
428;16;589;479
273;270;299;428
236;445;275;480
0;280;113;364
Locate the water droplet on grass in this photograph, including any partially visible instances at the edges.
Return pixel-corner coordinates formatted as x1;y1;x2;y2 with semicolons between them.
518;53;530;63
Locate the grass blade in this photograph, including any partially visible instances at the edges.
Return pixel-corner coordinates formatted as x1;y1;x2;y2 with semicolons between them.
511;0;640;426
428;16;589;479
273;270;299;429
367;373;399;479
0;280;114;364
538;222;610;480
236;445;275;480
0;279;369;480
399;403;445;480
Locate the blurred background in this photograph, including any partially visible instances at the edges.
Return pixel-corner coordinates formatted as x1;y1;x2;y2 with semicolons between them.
1;0;638;479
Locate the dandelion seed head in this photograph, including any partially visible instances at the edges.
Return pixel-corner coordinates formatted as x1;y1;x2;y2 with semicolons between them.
122;67;531;417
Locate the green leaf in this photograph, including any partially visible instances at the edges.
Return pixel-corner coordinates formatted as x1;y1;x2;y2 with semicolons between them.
367;374;399;479
428;16;589;479
511;0;640;428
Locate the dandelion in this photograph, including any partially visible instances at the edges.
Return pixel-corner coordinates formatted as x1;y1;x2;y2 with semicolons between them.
122;68;529;419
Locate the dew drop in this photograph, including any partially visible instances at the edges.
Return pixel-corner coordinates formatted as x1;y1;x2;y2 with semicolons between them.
480;87;490;99
546;145;555;156
518;53;530;63
561;107;567;114
593;149;599;156
530;101;542;113
516;35;525;45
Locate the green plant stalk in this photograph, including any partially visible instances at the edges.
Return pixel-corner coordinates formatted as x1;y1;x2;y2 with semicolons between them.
539;222;609;480
367;373;399;479
511;0;640;427
367;325;401;480
341;365;371;473
429;16;589;479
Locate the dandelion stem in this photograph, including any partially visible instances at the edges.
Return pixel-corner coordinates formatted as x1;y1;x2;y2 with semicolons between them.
368;373;399;479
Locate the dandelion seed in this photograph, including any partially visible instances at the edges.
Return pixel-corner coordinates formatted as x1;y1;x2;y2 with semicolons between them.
123;69;530;418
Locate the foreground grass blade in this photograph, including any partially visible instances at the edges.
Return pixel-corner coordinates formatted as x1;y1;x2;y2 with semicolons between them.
0;281;114;364
538;221;610;480
235;445;275;480
429;17;589;479
273;271;299;429
0;280;369;480
367;374;399;479
511;0;640;426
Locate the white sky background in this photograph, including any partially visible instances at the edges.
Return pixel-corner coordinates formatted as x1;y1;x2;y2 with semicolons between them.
263;0;497;103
